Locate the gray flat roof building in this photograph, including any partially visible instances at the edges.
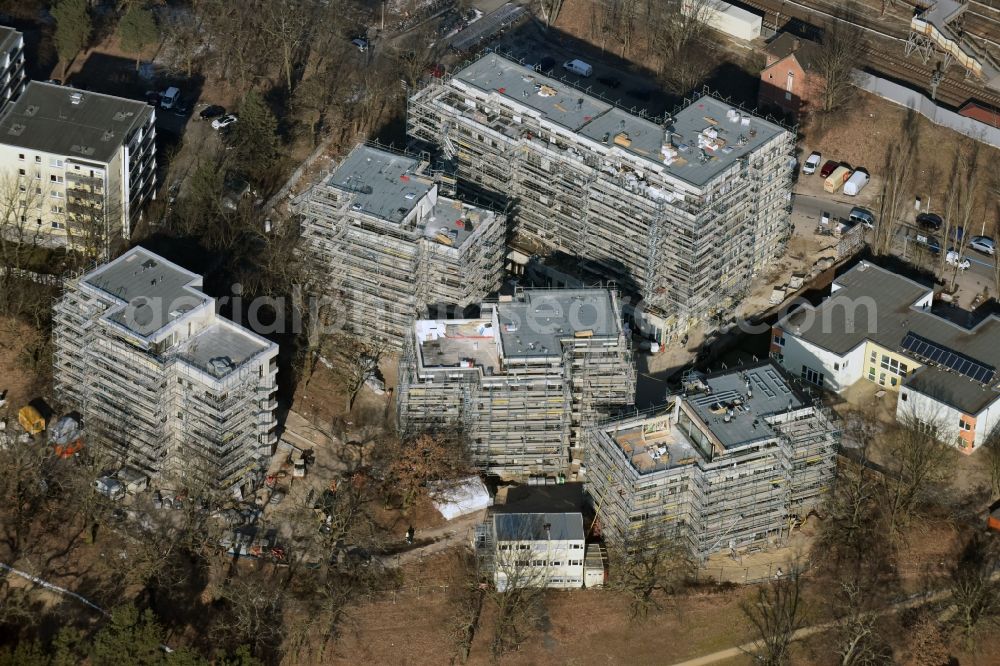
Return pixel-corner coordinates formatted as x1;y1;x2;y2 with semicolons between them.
54;247;279;494
493;512;584;542
326;144;434;224
408;54;795;341
451;54;787;187
496;289;618;359
0;82;152;163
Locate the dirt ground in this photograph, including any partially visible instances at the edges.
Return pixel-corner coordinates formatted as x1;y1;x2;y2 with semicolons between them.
0;316;48;424
801;93;1000;229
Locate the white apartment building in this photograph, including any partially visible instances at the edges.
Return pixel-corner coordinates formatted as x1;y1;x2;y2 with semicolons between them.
480;511;586;590
0;27;26;111
408;53;795;342
773;261;1000;452
53;247;279;496
0;82;155;254
296;143;506;348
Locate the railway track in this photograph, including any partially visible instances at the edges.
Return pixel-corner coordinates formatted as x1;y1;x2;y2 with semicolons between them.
739;0;1000;108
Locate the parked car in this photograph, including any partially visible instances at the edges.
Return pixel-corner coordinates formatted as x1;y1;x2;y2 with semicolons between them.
802;152;822;175
916;212;943;231
562;59;593;77
597;75;621;88
199;105;225;120
849;207;875;229
923;236;941;254
269;489;286;505
819;160;839;178
172;99;190;116
351;37;369;52
160;86;180;110
145;90;161;105
212;114;238;130
970;235;996;255
946;250;971;270
94;476;125;501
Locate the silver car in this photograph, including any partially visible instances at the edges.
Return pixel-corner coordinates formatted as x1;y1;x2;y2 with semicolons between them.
969;235;995;256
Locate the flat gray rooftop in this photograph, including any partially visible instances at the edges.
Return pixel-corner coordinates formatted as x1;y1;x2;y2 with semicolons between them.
493;512;583;542
0;82;151;163
454;54;612;132
176;320;272;379
422;197;491;250
327;144;432;224
686;363;805;450
84;247;209;338
497;289;619;359
450;54;789;187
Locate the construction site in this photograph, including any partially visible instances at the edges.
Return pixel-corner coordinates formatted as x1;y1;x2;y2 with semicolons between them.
407;52;796;343
295;143;507;349
397;288;635;479
585;361;839;560
52;247;279;496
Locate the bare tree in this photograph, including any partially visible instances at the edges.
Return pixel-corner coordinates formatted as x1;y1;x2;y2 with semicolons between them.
948;533;1000;648
983;424;1000;500
607;524;695;620
872;109;920;256
647;0;717;95
741;563;807;666
832;582;892;666
939;142;979;292
322;333;388;411
815;17;863;114
537;0;565;28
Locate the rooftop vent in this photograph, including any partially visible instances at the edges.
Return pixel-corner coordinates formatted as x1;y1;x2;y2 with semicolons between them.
112;111;135;121
208;356;234;377
69;92;82;105
8;122;24;136
70;145;95;156
24;105;38;117
101;130;115;142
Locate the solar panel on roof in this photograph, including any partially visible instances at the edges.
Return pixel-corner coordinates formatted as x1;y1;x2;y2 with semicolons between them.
900;332;995;384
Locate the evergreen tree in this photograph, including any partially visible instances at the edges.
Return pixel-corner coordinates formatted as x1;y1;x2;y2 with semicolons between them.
118;5;159;71
51;0;92;79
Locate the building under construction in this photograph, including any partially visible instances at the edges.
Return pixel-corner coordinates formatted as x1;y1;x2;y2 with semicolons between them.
407;53;795;342
53;247;279;496
296;143;506;348
585;361;838;560
397;288;635;478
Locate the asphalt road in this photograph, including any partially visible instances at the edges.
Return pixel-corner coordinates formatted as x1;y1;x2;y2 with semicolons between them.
791;192;997;279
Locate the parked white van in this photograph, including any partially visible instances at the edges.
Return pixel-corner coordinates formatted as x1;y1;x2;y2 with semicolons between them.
562;59;593;77
160;86;180;110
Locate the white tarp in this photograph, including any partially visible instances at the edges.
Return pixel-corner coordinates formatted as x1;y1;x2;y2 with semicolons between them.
431;476;490;521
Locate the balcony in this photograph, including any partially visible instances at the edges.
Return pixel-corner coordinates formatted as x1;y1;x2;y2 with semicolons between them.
66;173;105;189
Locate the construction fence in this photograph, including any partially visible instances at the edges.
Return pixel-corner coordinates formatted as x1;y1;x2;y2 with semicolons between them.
852;70;1000;150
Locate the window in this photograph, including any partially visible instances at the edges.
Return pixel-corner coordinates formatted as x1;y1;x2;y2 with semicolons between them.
499;544;509;551
50;191;63;199
17;168;24;176
50;221;63;229
879;355;907;377
532;559;545;566
773;334;785;347
878;373;886;386
959;419;972;431
801;366;825;386
901;392;908;402
833;362;840;371
34;155;40;163
49;158;63;168
17;153;24;161
51;205;63;213
50;174;63;183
